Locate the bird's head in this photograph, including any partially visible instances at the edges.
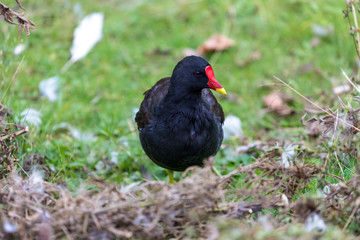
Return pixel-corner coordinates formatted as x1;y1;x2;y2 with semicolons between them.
171;56;227;95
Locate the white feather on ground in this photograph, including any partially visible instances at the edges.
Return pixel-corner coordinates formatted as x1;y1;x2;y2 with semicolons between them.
70;13;104;63
62;12;104;72
26;169;45;193
281;144;298;168
17;108;42;128
13;44;26;55
4;220;18;233
223;115;243;140
304;212;327;232
39;76;60;102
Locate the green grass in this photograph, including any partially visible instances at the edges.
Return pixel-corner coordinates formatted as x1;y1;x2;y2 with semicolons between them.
0;0;357;192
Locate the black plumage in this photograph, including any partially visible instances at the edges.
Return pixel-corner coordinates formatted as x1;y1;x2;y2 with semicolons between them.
135;56;226;172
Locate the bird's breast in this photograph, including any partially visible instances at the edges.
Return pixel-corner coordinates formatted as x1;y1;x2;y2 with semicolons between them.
165;110;216;145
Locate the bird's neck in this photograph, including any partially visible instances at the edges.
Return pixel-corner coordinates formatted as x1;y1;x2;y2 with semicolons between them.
165;85;203;106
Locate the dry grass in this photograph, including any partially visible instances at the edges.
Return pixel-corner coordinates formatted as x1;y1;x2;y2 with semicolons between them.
0;149;356;239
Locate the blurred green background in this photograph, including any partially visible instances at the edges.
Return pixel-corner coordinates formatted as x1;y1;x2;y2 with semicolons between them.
0;0;355;184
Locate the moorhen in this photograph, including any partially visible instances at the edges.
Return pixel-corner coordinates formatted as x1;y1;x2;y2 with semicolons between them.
135;56;226;183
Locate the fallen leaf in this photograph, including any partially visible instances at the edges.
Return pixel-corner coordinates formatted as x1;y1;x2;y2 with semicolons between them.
301;115;322;137
197;34;235;54
236;50;262;67
262;92;295;116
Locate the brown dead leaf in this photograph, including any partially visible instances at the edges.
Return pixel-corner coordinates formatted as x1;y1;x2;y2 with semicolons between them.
0;1;35;39
301;115;322;137
236;50;262;67
262;92;295;116
197;34;235;54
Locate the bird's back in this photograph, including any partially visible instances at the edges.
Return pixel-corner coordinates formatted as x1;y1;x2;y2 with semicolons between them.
135;78;224;129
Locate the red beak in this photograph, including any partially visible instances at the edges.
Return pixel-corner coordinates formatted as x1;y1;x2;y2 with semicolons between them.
205;66;227;95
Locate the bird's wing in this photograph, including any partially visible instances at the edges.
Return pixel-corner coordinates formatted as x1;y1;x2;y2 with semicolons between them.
202;89;225;123
135;77;171;129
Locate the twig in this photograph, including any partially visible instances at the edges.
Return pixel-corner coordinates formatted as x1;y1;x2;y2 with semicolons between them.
341;67;360;93
0;119;28;129
0;126;28;141
327;173;343;181
331;109;339;142
91;213;101;229
1;57;24;103
333;151;345;181
15;0;25;10
60;224;74;240
351;3;360;58
345;6;360;58
343;197;360;231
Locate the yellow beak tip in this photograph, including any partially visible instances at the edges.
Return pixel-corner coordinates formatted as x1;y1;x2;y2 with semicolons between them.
215;88;227;95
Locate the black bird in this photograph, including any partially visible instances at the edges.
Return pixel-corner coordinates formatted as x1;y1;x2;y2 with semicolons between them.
135;56;226;183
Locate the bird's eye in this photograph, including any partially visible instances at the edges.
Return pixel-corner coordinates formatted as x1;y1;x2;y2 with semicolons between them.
194;72;202;77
